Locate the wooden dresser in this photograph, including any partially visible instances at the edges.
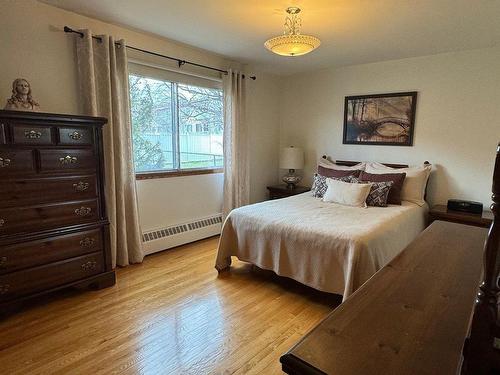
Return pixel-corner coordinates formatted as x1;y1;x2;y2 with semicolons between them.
0;110;115;311
280;221;488;375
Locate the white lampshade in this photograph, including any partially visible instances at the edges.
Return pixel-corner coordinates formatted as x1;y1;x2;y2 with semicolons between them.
279;146;304;170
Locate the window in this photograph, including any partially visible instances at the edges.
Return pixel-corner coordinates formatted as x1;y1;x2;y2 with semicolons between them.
128;63;223;176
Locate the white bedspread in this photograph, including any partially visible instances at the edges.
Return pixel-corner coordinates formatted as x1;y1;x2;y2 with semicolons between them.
215;193;427;300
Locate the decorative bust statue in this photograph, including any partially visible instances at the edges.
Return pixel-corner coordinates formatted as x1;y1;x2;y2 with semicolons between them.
4;78;40;111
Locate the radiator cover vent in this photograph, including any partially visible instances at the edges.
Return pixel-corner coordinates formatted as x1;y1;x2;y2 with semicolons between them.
142;214;222;243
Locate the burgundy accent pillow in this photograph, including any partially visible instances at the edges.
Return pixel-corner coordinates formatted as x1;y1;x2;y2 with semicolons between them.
359;171;406;205
317;165;362;179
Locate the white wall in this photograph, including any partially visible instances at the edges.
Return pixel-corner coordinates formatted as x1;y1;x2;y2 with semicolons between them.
0;0;281;249
136;174;224;229
281;47;500;206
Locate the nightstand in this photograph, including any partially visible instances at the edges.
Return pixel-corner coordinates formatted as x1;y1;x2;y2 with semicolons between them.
267;185;310;200
428;204;493;228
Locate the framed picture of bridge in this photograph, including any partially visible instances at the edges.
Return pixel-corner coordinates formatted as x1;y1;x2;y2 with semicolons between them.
343;92;417;146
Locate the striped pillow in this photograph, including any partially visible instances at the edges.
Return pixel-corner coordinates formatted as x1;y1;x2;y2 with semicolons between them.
312;174;358;198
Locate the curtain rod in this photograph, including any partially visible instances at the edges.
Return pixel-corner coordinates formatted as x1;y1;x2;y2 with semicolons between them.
63;26;256;80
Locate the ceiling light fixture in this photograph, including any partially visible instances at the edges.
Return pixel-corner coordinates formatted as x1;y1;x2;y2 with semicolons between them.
264;7;321;57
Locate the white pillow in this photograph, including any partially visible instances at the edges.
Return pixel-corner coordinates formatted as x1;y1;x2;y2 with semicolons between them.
322;178;372;207
318;159;366;171
365;162;432;206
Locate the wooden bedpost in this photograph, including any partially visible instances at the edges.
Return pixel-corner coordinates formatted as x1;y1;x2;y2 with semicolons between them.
463;143;500;374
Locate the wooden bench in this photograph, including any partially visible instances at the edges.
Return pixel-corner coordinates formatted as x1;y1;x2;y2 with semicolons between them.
281;143;500;375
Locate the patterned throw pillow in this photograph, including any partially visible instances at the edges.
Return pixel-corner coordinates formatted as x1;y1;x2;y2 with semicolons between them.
360;180;394;207
312;174;357;198
311;174;328;198
359;171;406;205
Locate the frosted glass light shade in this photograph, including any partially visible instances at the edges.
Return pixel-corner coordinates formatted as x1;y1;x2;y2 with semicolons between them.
279;147;304;169
264;34;321;56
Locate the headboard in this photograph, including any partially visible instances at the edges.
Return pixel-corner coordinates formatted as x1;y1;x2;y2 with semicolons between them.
321;155;430;169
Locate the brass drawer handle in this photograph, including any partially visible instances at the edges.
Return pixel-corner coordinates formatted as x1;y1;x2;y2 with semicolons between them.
0;256;7;268
25;130;42;139
74;207;92;216
73;181;90;192
0;157;11;168
81;261;97;271
69;131;82;140
0;219;5;227
80;237;95;247
0;284;10;295
59;155;78;165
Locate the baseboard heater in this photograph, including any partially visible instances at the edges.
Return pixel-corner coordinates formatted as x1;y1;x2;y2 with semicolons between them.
142;214;223;256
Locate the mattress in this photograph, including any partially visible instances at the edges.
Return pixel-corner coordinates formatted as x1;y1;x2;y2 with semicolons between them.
215;192;428;300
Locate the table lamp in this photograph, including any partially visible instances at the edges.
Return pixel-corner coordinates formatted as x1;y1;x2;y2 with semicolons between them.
280;146;304;189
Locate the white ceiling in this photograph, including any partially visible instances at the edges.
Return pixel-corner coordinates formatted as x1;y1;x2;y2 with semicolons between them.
40;0;500;75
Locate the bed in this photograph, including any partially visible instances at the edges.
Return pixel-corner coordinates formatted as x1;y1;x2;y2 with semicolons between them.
215;159;430;300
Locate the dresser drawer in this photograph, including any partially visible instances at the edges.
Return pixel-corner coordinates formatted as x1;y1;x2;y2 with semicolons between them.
0;199;99;235
0;252;104;301
12;125;53;145
38;149;96;174
0;148;35;177
0;227;104;274
0;175;98;208
58;126;93;145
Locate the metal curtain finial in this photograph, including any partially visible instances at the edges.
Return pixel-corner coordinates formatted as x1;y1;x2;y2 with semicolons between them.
64;26;82;37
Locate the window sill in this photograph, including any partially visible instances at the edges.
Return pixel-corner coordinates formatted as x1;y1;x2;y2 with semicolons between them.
136;168;223;180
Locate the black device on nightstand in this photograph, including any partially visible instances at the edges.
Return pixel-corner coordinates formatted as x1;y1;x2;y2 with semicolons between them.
447;199;483;214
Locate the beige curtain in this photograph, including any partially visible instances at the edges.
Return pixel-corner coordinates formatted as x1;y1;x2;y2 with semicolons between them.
76;30;143;267
222;70;249;218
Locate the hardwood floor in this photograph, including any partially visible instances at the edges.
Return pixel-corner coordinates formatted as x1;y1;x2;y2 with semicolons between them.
0;236;340;375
